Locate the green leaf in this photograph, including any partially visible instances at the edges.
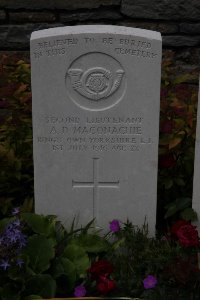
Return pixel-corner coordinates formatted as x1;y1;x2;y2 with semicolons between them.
164;204;177;219
74;255;90;276
164;178;173;190
52;257;76;292
169;136;182;149
63;243;85;260
23;235;55;273
63;244;90;276
165;197;192;219
22;213;55;237
25;274;56;298
7;255;27;280
81;218;95;234
175;197;191;211
174;178;185;186
53;257;75;278
61;257;76;279
180;208;198;221
1;284;21;300
112;237;125;250
173;74;193;84
78;234;109;253
21;197;34;213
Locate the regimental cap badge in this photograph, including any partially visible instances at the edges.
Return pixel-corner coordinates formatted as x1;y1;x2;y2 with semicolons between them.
66;52;126;111
68;67;124;101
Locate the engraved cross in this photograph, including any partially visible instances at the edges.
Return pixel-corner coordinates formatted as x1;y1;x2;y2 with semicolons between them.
72;158;120;219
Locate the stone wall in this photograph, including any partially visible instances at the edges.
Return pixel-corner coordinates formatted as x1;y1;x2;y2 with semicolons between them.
0;0;200;66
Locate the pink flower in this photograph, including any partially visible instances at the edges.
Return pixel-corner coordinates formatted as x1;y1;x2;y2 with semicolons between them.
74;285;86;297
143;275;157;289
109;219;120;232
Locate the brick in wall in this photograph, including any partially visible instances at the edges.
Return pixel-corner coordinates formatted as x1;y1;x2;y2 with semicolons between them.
0;10;6;21
0;24;62;49
121;0;200;21
60;8;122;23
0;0;121;10
180;23;200;34
9;11;57;23
118;21;179;34
163;35;200;47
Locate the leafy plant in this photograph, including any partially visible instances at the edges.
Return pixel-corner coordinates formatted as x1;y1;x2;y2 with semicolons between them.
0;210;110;299
157;51;199;228
0;213;200;299
107;219;200;299
0;54;33;216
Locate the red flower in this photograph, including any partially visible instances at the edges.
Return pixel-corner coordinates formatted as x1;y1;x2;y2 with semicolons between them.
88;260;114;280
88;260;116;294
159;154;176;169
171;220;200;247
171;220;189;236
177;224;200;248
96;276;116;294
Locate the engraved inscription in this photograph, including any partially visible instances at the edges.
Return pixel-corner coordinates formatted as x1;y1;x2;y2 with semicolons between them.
119;38;151;48
32;36;159;60
66;52;126;111
38;38;78;49
115;48;157;59
72;158;119;219
37;115;152;153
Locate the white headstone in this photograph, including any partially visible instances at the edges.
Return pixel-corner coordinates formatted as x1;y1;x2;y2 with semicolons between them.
31;25;162;235
193;78;200;229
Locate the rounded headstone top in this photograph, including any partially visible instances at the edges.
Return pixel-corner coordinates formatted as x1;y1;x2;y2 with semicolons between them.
31;25;162;41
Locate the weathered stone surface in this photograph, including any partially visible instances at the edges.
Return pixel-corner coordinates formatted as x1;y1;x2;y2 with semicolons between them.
0;0;120;10
121;0;200;21
180;23;200;34
0;10;6;21
60;9;122;22
9;11;56;23
0;24;62;49
163;35;200;47
31;25;161;234
119;21;178;34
